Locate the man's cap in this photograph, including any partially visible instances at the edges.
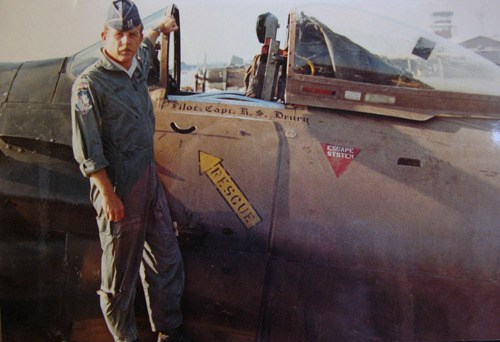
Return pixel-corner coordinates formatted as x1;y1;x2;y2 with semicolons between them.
106;0;142;32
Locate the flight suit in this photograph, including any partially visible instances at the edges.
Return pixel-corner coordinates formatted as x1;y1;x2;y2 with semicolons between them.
71;38;184;342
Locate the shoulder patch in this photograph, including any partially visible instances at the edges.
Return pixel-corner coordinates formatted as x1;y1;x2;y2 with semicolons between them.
75;81;93;116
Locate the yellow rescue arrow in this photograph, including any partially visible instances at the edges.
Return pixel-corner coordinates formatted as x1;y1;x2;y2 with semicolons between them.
199;151;261;229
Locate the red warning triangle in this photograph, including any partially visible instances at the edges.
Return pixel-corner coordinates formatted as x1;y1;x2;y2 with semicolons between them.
321;143;361;178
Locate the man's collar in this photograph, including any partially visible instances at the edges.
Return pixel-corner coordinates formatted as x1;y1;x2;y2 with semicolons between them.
100;48;138;78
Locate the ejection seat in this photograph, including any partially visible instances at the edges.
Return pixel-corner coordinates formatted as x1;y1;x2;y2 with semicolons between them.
244;13;287;102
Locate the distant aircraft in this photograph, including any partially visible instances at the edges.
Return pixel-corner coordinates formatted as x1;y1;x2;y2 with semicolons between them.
1;3;499;341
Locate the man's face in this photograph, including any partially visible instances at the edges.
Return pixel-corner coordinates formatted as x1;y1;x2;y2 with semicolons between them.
101;25;143;69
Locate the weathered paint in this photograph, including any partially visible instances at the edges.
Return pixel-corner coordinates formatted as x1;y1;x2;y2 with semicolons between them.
199;151;261;229
154;95;500;340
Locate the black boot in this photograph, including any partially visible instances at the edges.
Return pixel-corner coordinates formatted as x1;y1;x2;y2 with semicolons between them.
157;326;191;342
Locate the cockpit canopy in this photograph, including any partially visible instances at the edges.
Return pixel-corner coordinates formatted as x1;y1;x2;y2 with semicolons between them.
286;5;500;120
291;5;500;95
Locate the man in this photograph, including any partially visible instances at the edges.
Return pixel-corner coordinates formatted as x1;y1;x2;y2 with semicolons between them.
71;1;188;341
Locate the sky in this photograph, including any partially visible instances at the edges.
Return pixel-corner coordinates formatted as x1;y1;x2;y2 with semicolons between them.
0;0;500;65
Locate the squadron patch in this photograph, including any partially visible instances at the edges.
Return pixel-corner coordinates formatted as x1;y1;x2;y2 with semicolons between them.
75;81;93;116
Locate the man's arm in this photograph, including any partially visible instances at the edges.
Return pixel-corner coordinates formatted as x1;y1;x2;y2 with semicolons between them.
71;78;122;221
90;169;125;222
145;14;178;44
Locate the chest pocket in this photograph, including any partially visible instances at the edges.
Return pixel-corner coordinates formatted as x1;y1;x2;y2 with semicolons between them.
103;80;154;155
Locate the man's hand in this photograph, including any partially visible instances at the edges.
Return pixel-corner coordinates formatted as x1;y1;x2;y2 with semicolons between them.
102;189;125;222
90;169;125;222
155;15;178;34
146;15;178;43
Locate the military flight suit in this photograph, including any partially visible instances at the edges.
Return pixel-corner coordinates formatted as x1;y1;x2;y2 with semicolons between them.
71;38;184;342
